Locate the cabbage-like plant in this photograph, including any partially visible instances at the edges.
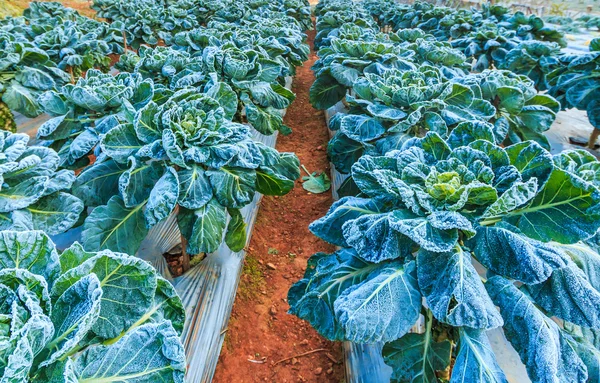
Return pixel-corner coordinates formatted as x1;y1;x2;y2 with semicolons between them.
498;11;567;47
0;131;83;235
0;230;186;382
452;24;518;72
458;69;560;149
290;131;600;383
74;86;299;256
494;40;562;90
33;23;112;78
310;38;415;110
37;69;154;169
0;33;70;128
327;66;495;173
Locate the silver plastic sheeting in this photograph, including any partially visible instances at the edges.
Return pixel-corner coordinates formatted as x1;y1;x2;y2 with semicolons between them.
136;211;181;280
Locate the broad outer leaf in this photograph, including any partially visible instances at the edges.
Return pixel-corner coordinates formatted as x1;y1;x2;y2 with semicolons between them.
177;198;227;254
82;196;148;255
503;169;600;243
225;208;247;252
28;192;83;236
43;274;102;366
145;167;179;227
309;197;387;247
417;247;503;330
486;276;588;383
526;262;600;329
51;252;157;340
74;322;185;382
177;166;213;210
287;249;380;341
334;261;421;343
0;230;60;286
469;226;570;284
343;212;413;263
73;159;127;207
451;328;508;383
382;329;452;383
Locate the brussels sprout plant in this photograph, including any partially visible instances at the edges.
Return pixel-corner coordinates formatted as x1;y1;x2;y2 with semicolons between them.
74;86;299;256
291;132;600;383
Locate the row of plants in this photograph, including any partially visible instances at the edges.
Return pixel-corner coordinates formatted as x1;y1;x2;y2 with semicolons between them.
0;2;134;128
91;0;312;48
0;0;312;379
290;1;600;383
369;0;600;148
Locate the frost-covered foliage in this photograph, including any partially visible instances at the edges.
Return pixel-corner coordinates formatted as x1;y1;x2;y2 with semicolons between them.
0;32;70;120
494;40;562;91
0;131;83;235
91;0;312;48
0;230;186;382
548;38;600;132
290;131;600;383
117;44;296;136
326;66;558;175
1;2;127;76
37;69;154;169
74;86;299;256
294;1;600;381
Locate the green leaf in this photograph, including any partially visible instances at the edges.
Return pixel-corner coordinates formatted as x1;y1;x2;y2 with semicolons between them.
417;247;502;330
27;192;83;236
73;160;127;206
334;261;421;343
82;196;148;255
504;169;600;243
206;167;256;209
177;198;227;254
177;166;213;210
0;176;48;213
2;81;41;117
119;159;164;208
43;274;102;366
145;167;179;227
309;73;347;110
451;328;509;383
225;208;247;252
301;165;331;194
383;321;451;383
486;276;588;383
73;322;185;382
0;230;60;286
100;124;145;164
51;252;157;340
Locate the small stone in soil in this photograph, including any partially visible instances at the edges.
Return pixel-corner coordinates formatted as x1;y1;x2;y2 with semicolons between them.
314;367;323;375
266;263;277;270
270;307;277;315
327;368;333;375
300;339;309;346
291;357;298;365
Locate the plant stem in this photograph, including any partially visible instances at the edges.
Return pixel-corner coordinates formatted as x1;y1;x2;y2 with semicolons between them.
181;233;190;272
589;129;600;149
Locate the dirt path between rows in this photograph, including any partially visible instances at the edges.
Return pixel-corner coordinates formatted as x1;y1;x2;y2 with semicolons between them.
212;28;345;383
